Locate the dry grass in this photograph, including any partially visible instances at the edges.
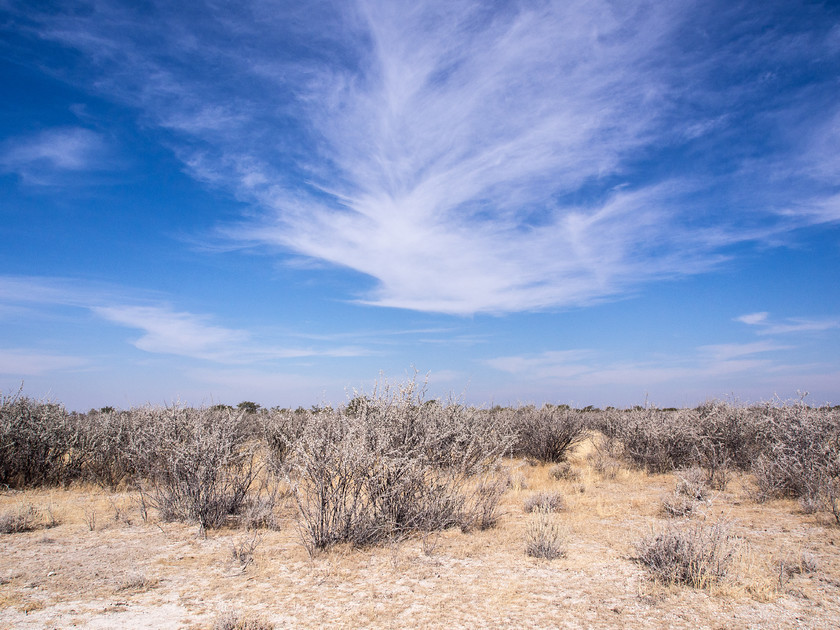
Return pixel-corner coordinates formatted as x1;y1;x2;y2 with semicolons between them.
0;501;59;534
635;519;739;589
0;437;839;629
524;507;567;559
523;490;566;513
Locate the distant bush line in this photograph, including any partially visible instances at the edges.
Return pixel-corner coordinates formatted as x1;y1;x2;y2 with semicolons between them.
2;384;839;546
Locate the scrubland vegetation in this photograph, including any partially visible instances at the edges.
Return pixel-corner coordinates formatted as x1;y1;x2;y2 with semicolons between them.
1;380;839;628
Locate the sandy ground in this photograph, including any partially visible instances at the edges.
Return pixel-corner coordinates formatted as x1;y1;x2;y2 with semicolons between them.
2;448;839;629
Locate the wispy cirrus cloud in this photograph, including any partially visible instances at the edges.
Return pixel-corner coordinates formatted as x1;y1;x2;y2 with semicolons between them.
94;304;370;362
6;1;840;314
736;312;840;336
485;350;596;381
735;312;769;326
93;305;249;361
0;127;109;185
0;276;370;365
0;275;145;308
697;341;792;361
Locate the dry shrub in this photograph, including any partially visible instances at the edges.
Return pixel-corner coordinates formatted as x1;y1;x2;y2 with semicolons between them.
776;549;819;588
239;484;284;531
525;508;566;559
661;492;697;518
213;610;274;630
548;461;580;481
675;467;709;501
0;503;58;534
257;409;307;475
461;476;508;532
605;407;699;473
601;401;840;524
136;406;260;530
587;433;622;478
231;531;263;571
823;476;840;525
0;503;39;534
523;491;565;513
288;377;514;553
512;405;587;463
635;520;738;589
749;403;840;518
661;465;712;517
507;470;528;491
76;408;142;488
602;402;767;477
693;400;766;472
0;391;82;487
115;573;158;593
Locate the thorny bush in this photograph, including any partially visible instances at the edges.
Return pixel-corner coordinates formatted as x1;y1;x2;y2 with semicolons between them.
506;405;588;463
287;377;515;553
135;405;261;530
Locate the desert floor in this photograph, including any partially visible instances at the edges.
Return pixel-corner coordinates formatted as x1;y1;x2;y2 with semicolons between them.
2;440;839;629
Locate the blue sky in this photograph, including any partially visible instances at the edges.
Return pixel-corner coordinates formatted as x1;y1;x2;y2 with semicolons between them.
1;0;839;411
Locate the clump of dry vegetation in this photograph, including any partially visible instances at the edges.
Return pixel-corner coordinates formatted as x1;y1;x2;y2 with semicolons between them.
523;490;565;513
213;610;275;630
595;399;840;522
508;404;587;463
661;467;710;518
135;406;262;531
286;378;514;553
524;507;567;559
635;520;739;589
548;461;580;481
0;502;58;534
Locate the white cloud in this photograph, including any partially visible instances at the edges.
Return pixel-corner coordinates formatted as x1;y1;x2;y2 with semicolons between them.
0;275;160;310
736;311;840;335
11;1;840;315
759;319;840;335
93;305;250;360
210;2;840;314
486;350;596;379
0;276;370;364
736;312;769;326
92;304;372;362
698;341;790;361
0;127;108;184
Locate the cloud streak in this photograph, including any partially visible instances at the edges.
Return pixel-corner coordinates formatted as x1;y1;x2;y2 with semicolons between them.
94;305;370;362
7;0;840;314
0;276;370;366
737;312;840;336
0;127;109;185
